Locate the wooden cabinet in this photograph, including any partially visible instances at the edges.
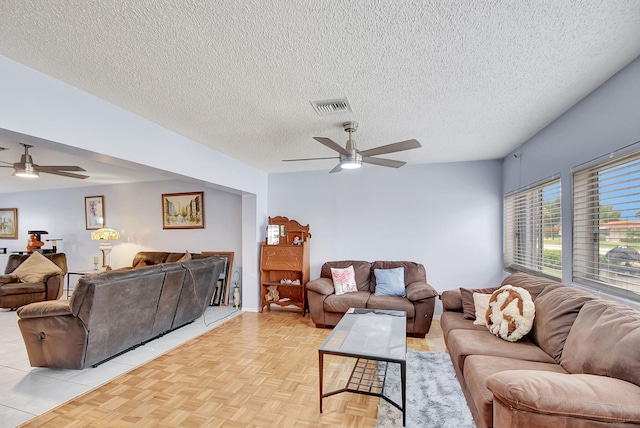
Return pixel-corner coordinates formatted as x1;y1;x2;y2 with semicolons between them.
260;216;310;314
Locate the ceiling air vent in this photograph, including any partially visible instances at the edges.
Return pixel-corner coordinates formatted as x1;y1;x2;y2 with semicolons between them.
310;98;352;116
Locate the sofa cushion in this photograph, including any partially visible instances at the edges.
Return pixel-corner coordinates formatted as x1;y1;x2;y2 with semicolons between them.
440;311;488;341
528;284;595;362
460;286;499;319
561;299;640;387
12;252;62;283
488;371;640;424
472;292;491;326
486;285;535;342
464;355;568;428
330;265;358;295
366;295;415;317
499;272;554;300
321;261;372;291
371;261;425;293
323;291;370;313
373;267;406;297
447;329;556;377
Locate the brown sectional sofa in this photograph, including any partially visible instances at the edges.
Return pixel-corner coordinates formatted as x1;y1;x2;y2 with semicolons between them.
16;252;223;369
306;260;439;337
440;272;640;428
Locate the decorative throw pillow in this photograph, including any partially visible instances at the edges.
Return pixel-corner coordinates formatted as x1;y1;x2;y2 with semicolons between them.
486;284;535;342
460;286;500;319
177;251;192;262
12;252;62;283
472;292;492;326
134;259;148;268
331;265;358;295
374;267;406;297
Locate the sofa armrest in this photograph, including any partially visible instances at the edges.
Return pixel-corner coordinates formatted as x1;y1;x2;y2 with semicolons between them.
405;281;438;302
487;370;640;424
17;300;72;319
0;274;19;284
439;288;463;312
306;277;334;296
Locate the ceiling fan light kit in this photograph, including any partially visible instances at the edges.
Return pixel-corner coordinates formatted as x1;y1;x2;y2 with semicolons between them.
283;121;421;173
0;143;89;180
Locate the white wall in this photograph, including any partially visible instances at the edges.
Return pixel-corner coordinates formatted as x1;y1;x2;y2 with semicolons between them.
268;160;505;308
0;180;242;275
502;55;640;286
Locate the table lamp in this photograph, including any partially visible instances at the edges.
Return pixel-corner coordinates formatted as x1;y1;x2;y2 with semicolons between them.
91;226;120;270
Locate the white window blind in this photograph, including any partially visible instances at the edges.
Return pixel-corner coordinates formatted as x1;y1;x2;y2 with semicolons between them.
504;179;562;278
574;151;640;299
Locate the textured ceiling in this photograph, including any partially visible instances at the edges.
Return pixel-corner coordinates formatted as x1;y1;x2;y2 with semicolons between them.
1;0;640;177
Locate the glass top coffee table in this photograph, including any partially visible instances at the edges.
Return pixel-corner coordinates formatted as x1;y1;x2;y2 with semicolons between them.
318;308;407;426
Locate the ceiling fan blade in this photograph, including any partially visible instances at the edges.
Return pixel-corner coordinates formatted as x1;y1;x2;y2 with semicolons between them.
362;157;406;168
359;139;421;157
329;164;343;173
36;165;86;172
313;137;350;156
0;163;13;167
283;156;339;162
39;169;89;179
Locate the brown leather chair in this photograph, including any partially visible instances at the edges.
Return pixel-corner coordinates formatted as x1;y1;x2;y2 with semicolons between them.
0;253;67;309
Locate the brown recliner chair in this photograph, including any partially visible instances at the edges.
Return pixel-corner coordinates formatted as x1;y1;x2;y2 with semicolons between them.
0;253;67;309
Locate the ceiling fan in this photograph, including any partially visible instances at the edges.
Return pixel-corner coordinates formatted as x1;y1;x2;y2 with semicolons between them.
283;121;421;173
0;143;89;179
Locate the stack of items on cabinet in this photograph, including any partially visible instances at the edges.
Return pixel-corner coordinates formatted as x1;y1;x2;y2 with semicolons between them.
440;272;640;428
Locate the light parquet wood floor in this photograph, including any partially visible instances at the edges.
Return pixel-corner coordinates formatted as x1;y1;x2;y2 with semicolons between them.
20;310;446;427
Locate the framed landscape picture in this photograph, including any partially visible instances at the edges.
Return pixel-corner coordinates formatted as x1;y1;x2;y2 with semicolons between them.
0;208;18;239
85;196;105;230
162;192;205;229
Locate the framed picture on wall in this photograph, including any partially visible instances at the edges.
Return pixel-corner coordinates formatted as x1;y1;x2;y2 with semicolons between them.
0;208;18;239
85;196;105;230
203;251;234;306
161;192;205;229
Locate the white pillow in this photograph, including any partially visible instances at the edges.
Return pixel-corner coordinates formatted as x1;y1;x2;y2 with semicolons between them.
472;292;492;326
12;252;62;283
331;265;358;295
486;284;535;342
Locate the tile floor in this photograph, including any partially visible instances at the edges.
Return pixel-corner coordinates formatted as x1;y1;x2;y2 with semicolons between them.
0;305;241;427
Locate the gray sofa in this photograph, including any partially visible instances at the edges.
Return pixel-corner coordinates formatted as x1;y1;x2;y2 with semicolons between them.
306;260;438;337
16;253;223;369
440;272;640;428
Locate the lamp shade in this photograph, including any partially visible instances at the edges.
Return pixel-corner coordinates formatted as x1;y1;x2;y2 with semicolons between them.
91;227;120;241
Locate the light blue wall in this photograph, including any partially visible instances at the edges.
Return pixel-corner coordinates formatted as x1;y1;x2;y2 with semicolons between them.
0;180;242;275
502;56;640;285
269;160;505;308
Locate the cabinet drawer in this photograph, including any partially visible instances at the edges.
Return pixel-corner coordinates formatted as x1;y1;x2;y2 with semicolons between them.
261;246;304;270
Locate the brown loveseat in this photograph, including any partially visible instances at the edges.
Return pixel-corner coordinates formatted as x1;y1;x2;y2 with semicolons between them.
306;260;438;337
16;252;223;369
440;272;640;428
0;253;67;309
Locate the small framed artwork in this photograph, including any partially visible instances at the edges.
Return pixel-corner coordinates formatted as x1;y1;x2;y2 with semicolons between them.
202;251;234;306
85;196;105;230
162;192;205;229
0;208;18;239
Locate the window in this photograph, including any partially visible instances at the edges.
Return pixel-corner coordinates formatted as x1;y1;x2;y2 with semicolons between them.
504;178;562;278
574;150;640;299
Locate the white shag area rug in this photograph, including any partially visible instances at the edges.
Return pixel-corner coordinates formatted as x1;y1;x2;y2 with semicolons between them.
376;350;476;428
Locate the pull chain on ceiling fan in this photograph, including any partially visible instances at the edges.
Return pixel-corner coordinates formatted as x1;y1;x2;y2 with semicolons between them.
283;121;421;173
0;143;89;179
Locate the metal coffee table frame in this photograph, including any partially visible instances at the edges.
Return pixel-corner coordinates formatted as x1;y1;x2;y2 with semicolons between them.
318;308;407;426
